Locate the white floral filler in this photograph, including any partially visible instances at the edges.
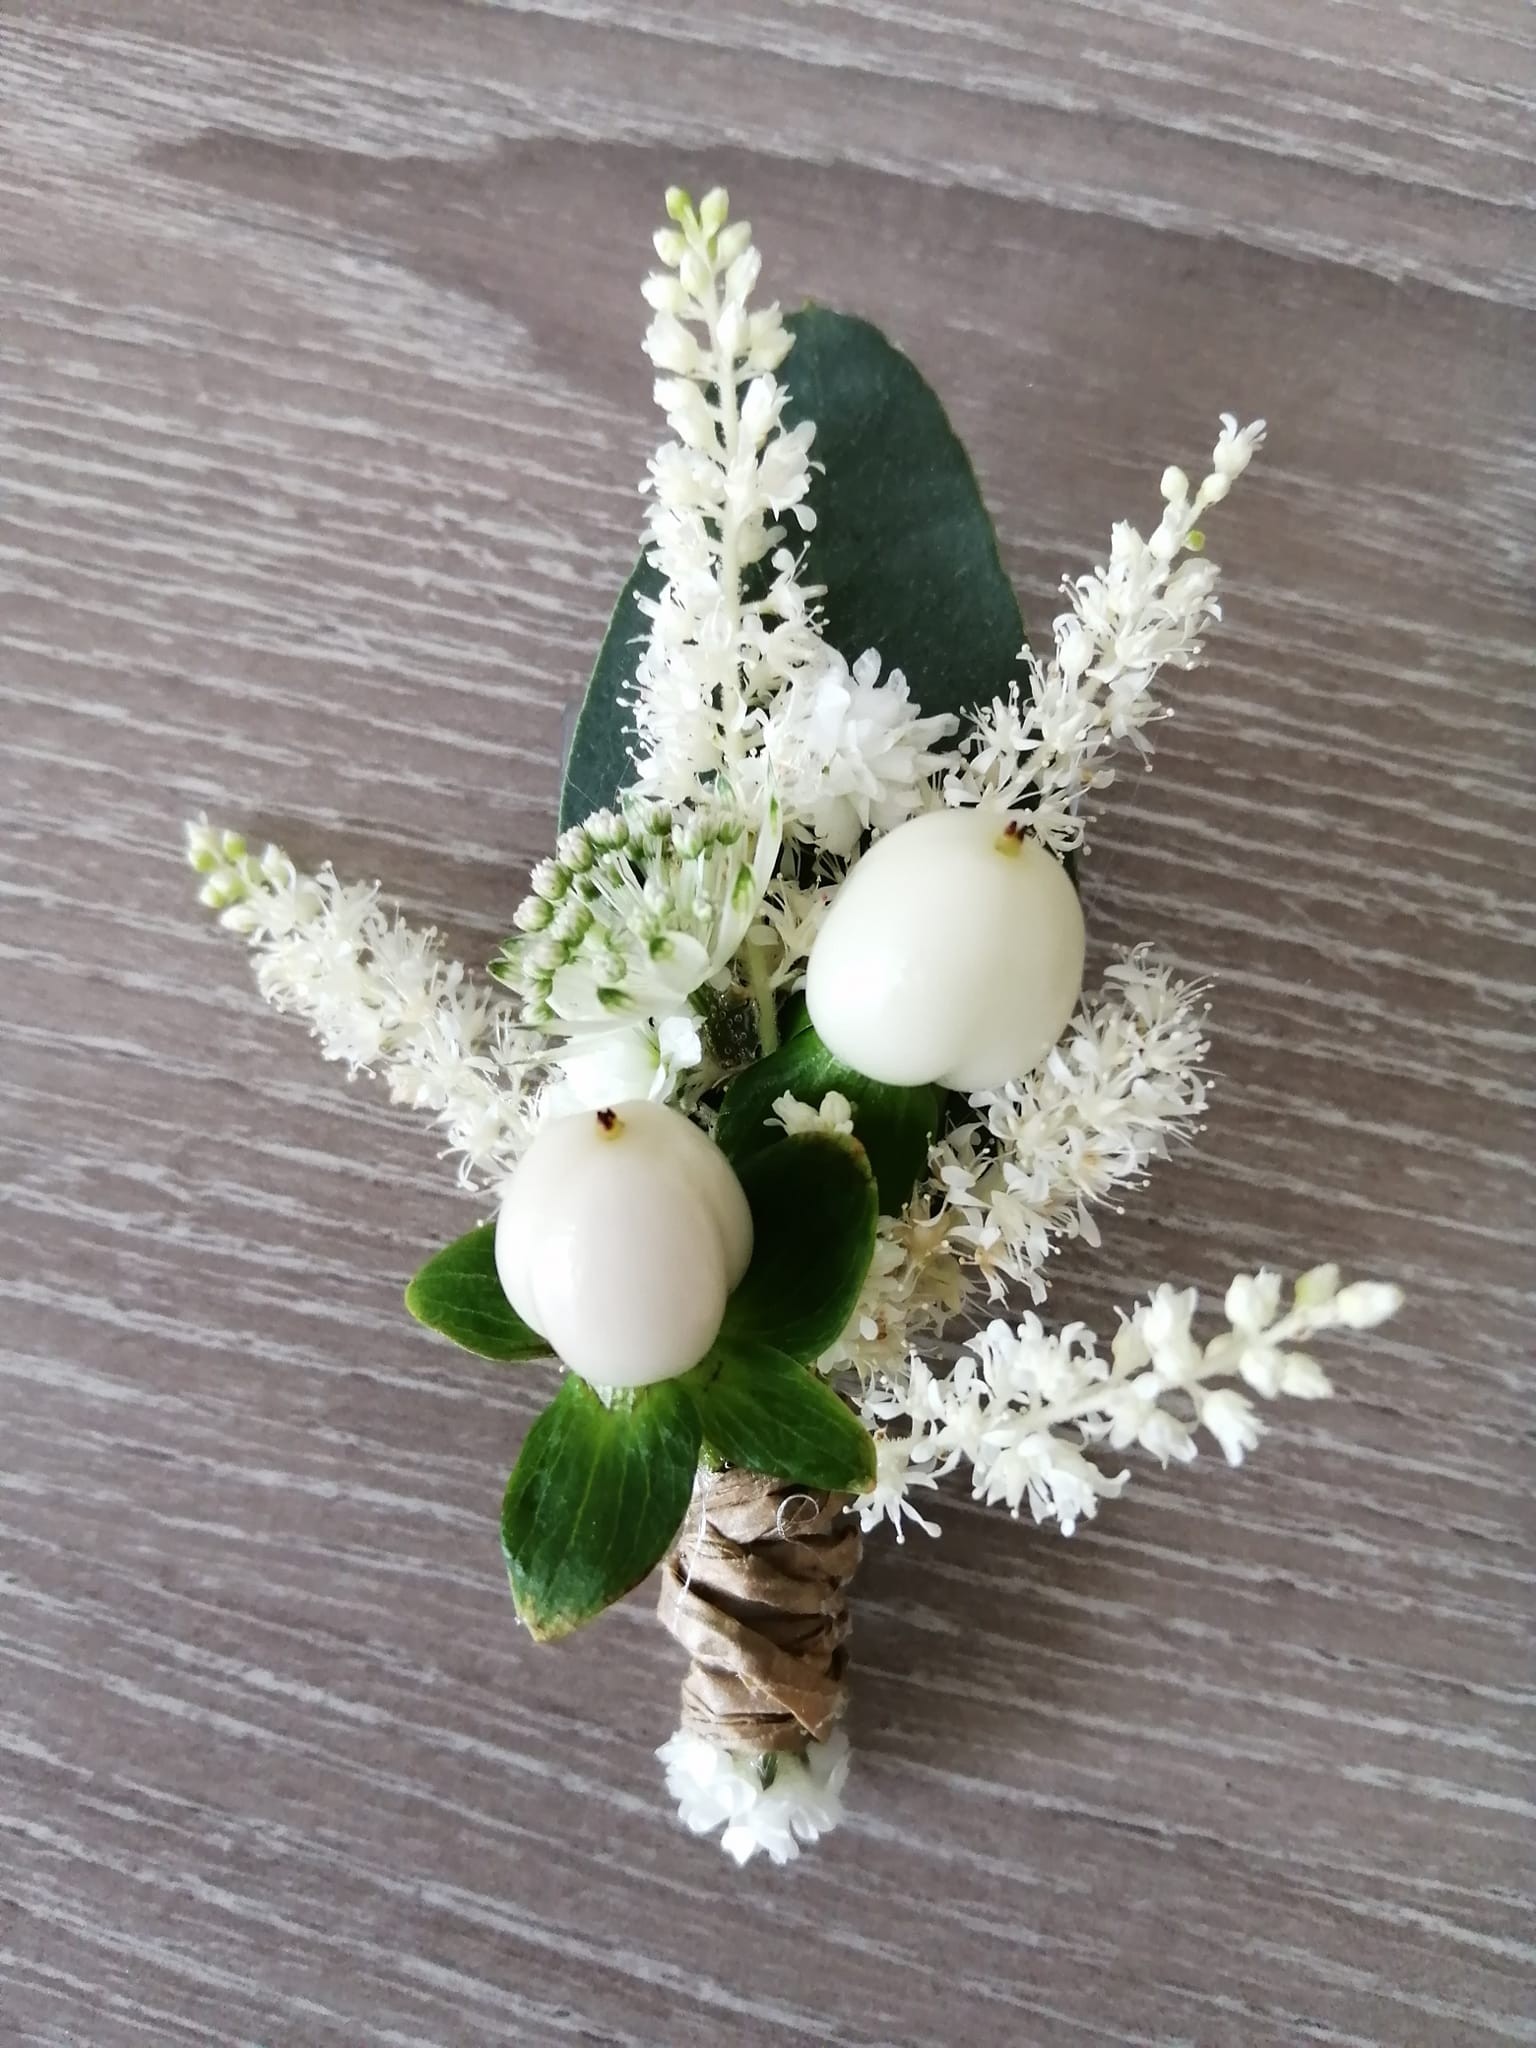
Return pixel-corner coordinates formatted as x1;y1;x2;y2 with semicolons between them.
187;188;1401;1868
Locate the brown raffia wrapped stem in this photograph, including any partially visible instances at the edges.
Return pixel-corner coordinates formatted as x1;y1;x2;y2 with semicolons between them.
656;1467;862;1755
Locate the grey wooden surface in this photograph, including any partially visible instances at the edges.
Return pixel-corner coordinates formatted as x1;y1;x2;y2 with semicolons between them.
2;3;1533;2043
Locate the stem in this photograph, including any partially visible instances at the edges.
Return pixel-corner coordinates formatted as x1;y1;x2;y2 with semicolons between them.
745;942;779;1057
704;264;746;770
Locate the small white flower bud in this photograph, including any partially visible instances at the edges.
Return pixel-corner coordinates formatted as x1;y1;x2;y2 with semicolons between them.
738;374;777;444
652;227;687;267
1332;1281;1403;1329
641;272;688;314
529;858;567;903
1293;1263;1340;1308
717;220;752;264
679;247;712;299
644;314;699;376
1278;1353;1333;1399
725;246;762;304
1160;465;1189;503
715;302;745;357
555;825;594;872
699;186;729;236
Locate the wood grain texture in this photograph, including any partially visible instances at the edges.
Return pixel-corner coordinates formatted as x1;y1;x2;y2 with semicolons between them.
1;2;1532;2042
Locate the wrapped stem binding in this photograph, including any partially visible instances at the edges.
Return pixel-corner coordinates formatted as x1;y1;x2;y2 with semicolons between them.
658;1470;861;1755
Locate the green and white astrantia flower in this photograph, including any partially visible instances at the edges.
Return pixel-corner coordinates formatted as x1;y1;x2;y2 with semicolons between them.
491;787;781;1037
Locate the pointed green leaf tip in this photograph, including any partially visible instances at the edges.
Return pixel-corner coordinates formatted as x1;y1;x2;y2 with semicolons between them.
715;1024;940;1216
501;1374;702;1641
405;1222;552;1362
558;304;1025;830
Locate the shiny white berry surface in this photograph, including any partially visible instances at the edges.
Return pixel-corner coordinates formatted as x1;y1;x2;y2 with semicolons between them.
805;806;1085;1091
495;1099;753;1387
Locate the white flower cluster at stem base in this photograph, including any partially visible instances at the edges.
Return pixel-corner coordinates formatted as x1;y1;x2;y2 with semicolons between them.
657;1728;850;1866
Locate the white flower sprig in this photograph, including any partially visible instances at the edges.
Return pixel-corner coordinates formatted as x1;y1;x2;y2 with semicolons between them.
631;187;825;803
185;821;533;1185
859;1267;1402;1540
932;949;1212;1304
818;948;1211;1399
946;415;1266;856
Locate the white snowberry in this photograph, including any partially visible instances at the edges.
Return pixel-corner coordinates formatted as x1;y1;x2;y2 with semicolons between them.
495;1100;753;1387
804;806;1085;1091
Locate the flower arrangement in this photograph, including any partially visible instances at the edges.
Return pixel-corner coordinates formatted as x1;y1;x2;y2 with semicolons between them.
186;187;1401;1866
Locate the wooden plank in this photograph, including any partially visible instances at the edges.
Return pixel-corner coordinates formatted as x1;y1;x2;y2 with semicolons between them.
0;2;1531;2041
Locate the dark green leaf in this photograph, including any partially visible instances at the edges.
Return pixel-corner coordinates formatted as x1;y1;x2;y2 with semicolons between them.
559;306;1026;830
405;1223;552;1363
687;1337;876;1493
715;1025;940;1214
722;1131;877;1367
500;1374;701;1641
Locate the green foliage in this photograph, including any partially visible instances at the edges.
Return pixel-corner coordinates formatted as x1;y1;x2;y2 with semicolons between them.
715;1026;940;1215
685;1337;876;1493
722;1131;878;1366
558;305;1025;830
405;1223;551;1362
500;1374;701;1641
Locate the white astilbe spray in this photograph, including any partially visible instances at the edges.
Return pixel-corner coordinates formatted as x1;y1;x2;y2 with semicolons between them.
631;187;828;801
658;1728;850;1866
185;821;534;1185
862;1267;1401;1537
826;947;1209;1407
946;415;1266;855
933;949;1212;1303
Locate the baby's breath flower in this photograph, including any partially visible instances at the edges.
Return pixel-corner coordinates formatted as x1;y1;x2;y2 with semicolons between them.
744;647;957;856
658;1726;850;1866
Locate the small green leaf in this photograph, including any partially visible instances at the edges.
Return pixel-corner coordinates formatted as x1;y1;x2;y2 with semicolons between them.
715;1025;940;1215
688;1337;876;1493
723;1131;878;1366
501;1374;701;1641
405;1222;552;1362
559;306;1026;831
